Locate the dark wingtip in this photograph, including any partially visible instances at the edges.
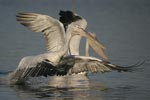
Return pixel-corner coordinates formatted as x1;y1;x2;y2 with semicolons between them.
115;60;145;72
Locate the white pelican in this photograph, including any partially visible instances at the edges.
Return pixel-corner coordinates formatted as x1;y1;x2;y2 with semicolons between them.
59;10;108;60
9;12;136;85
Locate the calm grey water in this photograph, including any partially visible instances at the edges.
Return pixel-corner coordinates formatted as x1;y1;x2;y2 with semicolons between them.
0;0;150;100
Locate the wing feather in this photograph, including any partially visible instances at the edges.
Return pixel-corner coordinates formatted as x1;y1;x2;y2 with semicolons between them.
16;13;66;52
67;56;134;75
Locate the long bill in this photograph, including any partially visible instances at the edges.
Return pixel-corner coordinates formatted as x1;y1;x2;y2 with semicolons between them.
79;28;109;61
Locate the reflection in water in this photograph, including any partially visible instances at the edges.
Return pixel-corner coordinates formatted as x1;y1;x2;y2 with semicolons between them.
0;71;105;100
48;73;89;88
13;85;91;100
10;73;103;100
25;73;89;88
0;71;145;100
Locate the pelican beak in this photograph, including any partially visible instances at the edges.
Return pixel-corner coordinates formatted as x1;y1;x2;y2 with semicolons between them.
78;27;96;40
78;28;109;61
79;28;106;48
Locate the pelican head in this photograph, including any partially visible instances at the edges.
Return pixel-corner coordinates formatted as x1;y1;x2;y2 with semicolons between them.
59;10;82;25
59;10;87;30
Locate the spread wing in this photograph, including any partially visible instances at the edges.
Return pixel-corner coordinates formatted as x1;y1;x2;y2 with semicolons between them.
10;55;142;84
13;59;57;79
10;55;71;83
67;56;134;74
16;13;66;52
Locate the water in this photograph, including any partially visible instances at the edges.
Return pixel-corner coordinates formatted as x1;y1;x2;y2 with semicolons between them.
0;0;150;100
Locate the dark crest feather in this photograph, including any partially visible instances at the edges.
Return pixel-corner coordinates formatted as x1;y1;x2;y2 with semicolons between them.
59;10;82;30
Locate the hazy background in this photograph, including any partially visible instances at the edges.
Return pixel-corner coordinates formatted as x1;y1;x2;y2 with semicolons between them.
0;0;150;100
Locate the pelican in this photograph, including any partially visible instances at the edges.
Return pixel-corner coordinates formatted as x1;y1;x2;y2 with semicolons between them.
9;11;137;85
59;10;108;60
